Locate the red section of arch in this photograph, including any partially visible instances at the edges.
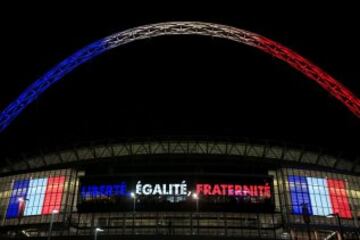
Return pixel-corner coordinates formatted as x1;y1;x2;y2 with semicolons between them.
255;35;360;118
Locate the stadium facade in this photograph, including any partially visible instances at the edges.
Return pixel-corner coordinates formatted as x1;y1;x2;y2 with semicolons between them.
0;140;359;239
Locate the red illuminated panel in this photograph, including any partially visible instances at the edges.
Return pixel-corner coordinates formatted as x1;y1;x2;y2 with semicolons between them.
42;176;65;215
327;179;352;218
195;183;271;198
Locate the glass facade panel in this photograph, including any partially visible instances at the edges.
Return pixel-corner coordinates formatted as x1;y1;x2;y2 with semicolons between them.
6;179;30;218
24;178;47;216
307;177;332;216
288;175;312;215
0;166;359;238
327;178;352;218
286;173;355;220
0;169;74;225
42;176;65;214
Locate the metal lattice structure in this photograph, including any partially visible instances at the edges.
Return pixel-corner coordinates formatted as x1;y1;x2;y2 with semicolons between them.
1;140;359;174
0;21;359;133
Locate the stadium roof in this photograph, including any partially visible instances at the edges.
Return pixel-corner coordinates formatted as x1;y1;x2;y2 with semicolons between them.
1;139;358;175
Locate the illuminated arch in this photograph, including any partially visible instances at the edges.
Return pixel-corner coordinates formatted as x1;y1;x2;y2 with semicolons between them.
0;22;359;133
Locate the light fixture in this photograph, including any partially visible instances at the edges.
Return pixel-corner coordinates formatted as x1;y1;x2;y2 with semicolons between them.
94;227;104;240
326;213;337;218
21;230;30;237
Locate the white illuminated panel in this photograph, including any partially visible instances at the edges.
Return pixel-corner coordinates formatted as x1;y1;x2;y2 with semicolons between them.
24;178;48;216
306;177;332;216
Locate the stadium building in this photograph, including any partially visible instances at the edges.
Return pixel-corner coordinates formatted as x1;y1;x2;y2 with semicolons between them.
0;22;359;239
0;139;359;239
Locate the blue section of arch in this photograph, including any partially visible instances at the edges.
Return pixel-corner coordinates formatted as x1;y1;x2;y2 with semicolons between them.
0;39;108;133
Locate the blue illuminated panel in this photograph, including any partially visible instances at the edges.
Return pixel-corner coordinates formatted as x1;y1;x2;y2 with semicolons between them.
80;182;128;201
288;176;312;215
6;179;30;218
307;177;332;216
24;178;48;216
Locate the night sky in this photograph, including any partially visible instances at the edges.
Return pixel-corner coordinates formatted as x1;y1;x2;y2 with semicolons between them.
0;3;359;166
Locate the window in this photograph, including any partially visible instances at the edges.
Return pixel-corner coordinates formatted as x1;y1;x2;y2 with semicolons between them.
327;179;352;218
288;176;312;215
307;177;332;216
6;179;30;218
288;175;352;218
42;176;65;214
5;175;66;218
24;178;48;216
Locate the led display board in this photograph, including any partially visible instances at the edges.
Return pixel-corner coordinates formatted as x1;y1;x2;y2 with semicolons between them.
288;175;352;218
5;176;65;219
78;175;274;213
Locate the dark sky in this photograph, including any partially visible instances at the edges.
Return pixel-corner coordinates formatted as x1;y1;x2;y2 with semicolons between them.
0;3;359;163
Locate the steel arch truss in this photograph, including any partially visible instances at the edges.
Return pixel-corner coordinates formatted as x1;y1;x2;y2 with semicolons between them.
0;22;359;133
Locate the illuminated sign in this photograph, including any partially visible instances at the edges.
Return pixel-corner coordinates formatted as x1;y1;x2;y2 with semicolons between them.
80;182;128;200
195;183;271;198
6;176;65;219
288;175;352;218
135;180;188;196
78;175;274;213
